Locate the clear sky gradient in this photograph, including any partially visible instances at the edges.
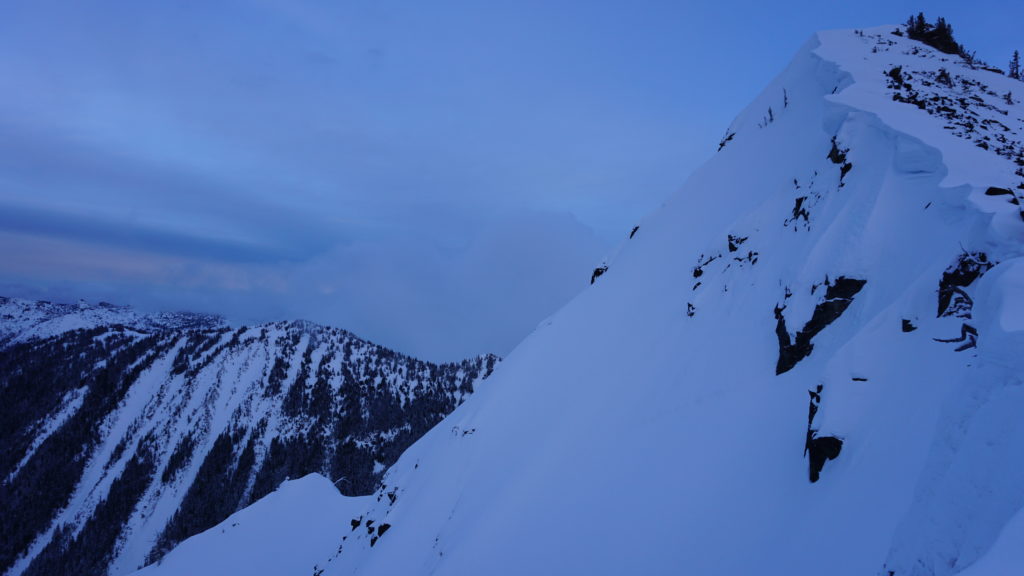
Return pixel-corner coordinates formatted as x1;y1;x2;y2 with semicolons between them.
1;0;1020;360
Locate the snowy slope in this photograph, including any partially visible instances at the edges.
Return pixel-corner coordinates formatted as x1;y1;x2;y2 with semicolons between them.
956;506;1024;576
0;299;496;576
134;474;369;576
134;25;1024;576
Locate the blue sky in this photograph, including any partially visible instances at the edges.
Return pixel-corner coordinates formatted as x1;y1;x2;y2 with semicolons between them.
1;1;1020;360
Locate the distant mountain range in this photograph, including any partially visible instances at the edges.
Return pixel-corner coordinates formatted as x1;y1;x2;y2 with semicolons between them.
0;296;496;576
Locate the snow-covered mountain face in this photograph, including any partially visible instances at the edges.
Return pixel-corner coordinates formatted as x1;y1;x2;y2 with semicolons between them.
0;297;496;576
135;25;1024;576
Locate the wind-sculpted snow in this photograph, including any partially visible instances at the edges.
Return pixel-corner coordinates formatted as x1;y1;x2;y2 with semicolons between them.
0;299;496;576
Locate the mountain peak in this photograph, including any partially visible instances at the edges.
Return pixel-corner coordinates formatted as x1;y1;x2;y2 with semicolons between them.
268;24;1020;576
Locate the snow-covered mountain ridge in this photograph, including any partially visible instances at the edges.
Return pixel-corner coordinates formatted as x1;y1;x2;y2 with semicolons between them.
137;24;1024;576
0;296;225;347
0;297;497;576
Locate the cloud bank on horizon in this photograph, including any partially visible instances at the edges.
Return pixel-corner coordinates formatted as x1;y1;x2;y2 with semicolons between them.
0;0;1018;360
